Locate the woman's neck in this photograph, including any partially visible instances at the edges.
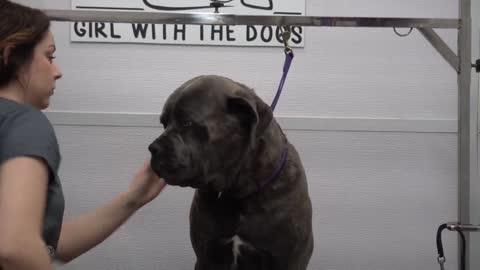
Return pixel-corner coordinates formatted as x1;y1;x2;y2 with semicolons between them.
0;81;26;104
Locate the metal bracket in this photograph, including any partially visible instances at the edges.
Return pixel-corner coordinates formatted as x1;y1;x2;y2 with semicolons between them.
418;28;460;73
446;222;480;232
473;59;480;73
209;0;233;13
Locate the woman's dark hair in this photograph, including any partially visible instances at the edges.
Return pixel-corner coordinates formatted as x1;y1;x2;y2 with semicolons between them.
0;0;51;87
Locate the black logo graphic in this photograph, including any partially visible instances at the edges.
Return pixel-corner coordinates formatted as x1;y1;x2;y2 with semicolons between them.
141;0;273;11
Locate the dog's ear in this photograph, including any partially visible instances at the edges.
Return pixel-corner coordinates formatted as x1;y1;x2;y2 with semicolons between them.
227;92;273;147
251;92;273;137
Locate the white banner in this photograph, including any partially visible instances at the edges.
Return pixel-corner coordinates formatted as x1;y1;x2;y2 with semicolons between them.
70;0;305;47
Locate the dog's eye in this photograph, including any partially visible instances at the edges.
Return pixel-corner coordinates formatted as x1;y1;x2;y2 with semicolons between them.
160;115;168;129
182;121;193;128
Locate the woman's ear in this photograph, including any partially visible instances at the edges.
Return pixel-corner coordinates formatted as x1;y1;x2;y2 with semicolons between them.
2;45;14;66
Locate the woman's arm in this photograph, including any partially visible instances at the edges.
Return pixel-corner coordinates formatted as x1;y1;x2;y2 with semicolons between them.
55;160;166;263
0;157;54;270
55;191;138;263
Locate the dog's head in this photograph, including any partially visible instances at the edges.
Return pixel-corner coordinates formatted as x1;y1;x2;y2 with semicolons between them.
148;75;273;189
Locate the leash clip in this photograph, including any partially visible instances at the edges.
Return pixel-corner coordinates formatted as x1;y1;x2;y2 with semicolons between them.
437;256;446;270
280;25;293;55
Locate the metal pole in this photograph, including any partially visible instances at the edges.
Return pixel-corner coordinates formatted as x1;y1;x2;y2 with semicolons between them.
458;0;475;269
43;9;460;29
469;0;480;269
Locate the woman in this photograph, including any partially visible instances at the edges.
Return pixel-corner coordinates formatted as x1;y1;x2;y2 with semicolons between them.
0;1;166;269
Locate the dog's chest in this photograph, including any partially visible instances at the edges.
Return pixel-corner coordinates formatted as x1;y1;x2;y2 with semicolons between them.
193;193;274;269
228;235;251;268
203;193;266;237
210;233;272;270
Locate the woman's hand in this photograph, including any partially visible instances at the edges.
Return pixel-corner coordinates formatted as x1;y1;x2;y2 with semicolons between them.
125;159;167;209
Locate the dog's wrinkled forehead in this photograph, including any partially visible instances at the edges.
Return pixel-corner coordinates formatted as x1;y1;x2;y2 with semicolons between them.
164;75;248;119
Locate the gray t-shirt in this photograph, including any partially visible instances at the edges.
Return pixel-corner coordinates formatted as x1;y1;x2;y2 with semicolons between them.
0;97;65;258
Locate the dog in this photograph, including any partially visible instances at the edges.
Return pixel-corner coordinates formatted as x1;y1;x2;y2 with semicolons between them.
149;75;313;270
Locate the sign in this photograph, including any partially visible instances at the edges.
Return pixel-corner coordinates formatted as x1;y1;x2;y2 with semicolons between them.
70;0;305;47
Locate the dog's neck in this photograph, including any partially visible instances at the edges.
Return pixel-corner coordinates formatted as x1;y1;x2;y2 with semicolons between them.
221;120;288;200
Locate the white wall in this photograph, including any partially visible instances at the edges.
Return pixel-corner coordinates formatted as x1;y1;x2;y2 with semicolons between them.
12;0;472;269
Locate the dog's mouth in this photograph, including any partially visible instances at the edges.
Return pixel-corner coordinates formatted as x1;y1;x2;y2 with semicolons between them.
150;159;182;176
163;175;203;189
150;159;202;188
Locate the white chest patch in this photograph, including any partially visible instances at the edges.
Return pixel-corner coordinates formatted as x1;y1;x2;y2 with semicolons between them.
229;235;253;269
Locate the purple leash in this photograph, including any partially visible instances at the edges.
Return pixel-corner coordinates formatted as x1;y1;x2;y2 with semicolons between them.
238;29;294;199
270;48;294;111
256;30;294;191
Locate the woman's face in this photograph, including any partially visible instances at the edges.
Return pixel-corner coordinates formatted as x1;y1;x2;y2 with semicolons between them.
18;30;62;109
